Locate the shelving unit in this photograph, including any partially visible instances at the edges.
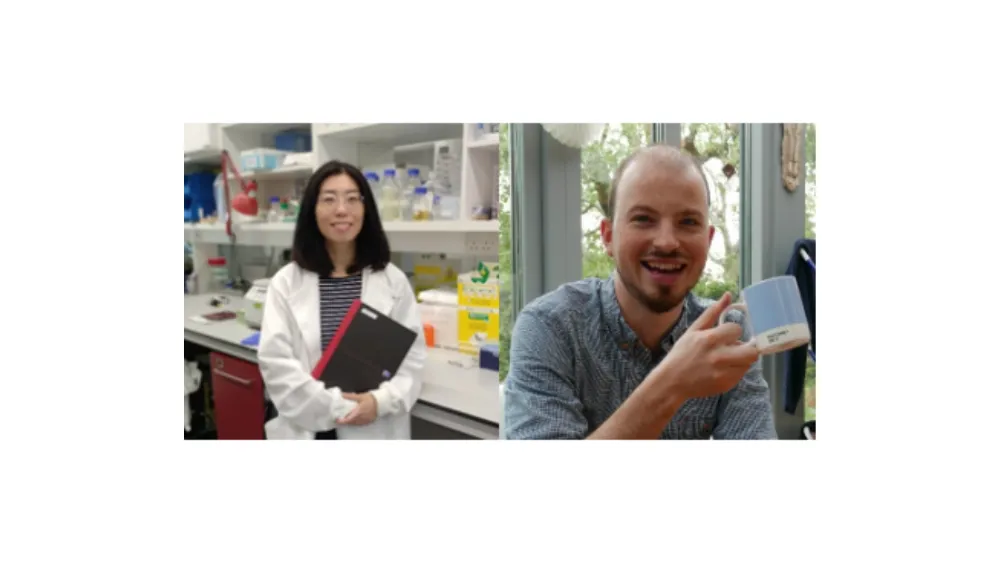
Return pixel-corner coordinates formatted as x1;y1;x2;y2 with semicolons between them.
314;123;464;145
226;164;314;181
184;122;500;290
184;219;499;254
183;123;502;438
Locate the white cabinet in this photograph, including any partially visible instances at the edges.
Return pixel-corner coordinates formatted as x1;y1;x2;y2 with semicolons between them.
184;123;221;155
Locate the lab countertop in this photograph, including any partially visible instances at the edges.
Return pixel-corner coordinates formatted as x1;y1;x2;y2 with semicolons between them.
184;294;501;432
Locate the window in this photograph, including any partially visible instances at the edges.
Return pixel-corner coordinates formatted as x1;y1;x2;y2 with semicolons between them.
804;123;817;423
682;123;743;301
499;124;512;380
575;123;742;300
580;124;653;279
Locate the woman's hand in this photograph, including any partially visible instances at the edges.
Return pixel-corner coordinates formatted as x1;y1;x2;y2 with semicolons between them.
337;392;378;425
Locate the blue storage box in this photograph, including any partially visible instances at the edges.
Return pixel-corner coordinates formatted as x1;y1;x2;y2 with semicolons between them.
274;130;312;152
184;172;217;222
479;344;500;372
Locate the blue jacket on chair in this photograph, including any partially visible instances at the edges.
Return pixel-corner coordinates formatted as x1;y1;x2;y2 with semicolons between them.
783;238;816;414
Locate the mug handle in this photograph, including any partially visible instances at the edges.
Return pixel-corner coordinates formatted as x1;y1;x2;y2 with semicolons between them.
717;302;749;328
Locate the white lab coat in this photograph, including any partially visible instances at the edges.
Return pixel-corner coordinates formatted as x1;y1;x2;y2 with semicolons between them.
258;261;425;440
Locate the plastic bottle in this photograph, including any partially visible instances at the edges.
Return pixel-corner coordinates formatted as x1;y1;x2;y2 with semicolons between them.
207;257;229;291
403;168;421;220
411;186;433;221
432;194;442;221
424;171;438;197
267;196;281;222
213;173;228;224
364;171;380;214
380;169;401;221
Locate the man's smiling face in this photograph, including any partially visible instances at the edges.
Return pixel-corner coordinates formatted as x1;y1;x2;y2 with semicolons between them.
601;149;715;314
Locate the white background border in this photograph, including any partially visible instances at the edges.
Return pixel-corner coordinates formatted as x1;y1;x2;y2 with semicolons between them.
2;1;997;561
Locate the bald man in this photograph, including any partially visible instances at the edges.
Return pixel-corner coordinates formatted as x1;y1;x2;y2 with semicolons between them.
504;145;777;440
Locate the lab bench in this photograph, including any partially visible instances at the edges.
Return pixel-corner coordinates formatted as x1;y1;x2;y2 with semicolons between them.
184;294;501;440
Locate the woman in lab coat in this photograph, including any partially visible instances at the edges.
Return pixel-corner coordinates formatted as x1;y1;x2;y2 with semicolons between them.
258;160;426;440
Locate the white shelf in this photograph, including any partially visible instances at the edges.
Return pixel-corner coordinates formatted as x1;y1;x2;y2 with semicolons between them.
316;123;463;146
467;133;500;149
185;220;498;255
221;123;309;136
383;220;497;233
183;222;231;245
392;141;437;153
228;164;314;181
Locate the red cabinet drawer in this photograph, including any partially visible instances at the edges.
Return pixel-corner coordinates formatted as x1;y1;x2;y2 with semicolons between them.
210;353;265;440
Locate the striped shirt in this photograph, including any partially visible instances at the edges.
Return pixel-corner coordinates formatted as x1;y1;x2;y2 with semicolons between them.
503;276;777;440
319;274;363;351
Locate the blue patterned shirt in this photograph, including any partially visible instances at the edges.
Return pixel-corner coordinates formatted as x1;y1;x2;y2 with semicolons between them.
503;276;777;439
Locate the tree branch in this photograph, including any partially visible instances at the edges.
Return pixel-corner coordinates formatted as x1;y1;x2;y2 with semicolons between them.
595;181;610;218
683;123;731;171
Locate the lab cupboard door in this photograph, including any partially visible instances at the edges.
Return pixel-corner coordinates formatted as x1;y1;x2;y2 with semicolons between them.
210;353;265;440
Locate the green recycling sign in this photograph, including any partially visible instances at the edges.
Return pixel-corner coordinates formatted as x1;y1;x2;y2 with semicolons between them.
470;261;499;284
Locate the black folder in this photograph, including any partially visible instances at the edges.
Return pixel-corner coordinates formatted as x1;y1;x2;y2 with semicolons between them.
311;300;418;393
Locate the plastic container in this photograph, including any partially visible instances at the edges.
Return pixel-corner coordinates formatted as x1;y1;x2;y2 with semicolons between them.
240;148;291;171
363;172;380;215
267;197;281;222
403;168;422;220
411;186;433;221
435;195;460;221
380;169;401;221
423;171;438;197
207;257;229;289
213;173;228;224
432;140;462;195
273;130;312;152
480;344;500;372
243;278;270;328
417;302;459;351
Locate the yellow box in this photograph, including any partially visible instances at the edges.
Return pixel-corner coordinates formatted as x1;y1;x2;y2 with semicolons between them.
457;261;501;309
457;281;500;309
457;307;500;355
